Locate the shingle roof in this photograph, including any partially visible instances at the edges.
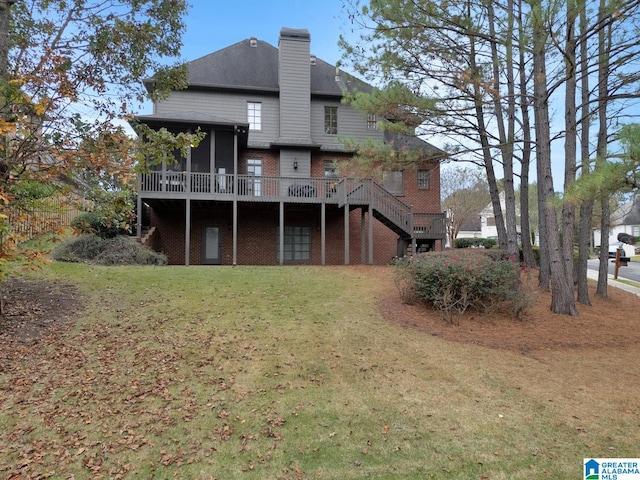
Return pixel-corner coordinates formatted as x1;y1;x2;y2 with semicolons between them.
187;39;280;92
383;131;446;158
135;111;248;128
612;195;640;225
182;37;371;97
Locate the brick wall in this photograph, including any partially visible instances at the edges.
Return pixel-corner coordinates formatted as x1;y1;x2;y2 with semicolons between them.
150;202;403;265
147;151;442;265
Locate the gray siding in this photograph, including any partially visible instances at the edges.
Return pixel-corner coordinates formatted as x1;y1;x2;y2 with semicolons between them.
278;36;311;141
156;91;280;145
280;150;310;177
310;101;383;149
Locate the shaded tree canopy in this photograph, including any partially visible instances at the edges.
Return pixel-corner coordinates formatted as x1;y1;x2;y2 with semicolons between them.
0;0;198;279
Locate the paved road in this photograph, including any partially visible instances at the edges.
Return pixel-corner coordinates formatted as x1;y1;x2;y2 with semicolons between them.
587;258;640;283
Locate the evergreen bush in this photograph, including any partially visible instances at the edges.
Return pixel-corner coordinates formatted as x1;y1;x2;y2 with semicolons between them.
453;237;498;249
394;249;533;323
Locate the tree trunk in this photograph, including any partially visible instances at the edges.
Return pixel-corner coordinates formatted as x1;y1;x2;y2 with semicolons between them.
576;0;592;305
517;0;536;268
595;0;611;299
531;0;578;315
562;0;578;292
487;0;518;258
468;32;508;252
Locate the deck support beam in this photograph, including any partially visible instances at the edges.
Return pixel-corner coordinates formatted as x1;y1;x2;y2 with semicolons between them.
136;194;142;238
368;205;374;264
232;129;238;265
232;200;237;265
185;199;191;266
360;209;366;264
321;203;326;265
279;202;285;265
344;204;349;265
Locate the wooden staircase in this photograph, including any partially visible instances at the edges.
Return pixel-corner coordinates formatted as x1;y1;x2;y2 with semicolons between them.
338;179;446;243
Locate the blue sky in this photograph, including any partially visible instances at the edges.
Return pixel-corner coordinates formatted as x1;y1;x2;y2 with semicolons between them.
137;0;355;115
179;0;349;64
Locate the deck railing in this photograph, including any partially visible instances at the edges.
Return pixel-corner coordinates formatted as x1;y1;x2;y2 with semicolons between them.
139;171;446;239
140;171;344;202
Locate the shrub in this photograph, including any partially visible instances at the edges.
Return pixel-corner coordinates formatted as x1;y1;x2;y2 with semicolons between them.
96;236;167;266
53;235;166;266
394;249;533;323
454;237;498;249
71;212;126;239
52;234;105;262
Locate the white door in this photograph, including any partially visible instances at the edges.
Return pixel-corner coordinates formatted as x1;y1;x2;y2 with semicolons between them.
203;226;221;264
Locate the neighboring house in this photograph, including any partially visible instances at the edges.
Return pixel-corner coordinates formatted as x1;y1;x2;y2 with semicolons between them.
135;28;446;265
453;216;482;242
593;195;640;257
478;192;521;240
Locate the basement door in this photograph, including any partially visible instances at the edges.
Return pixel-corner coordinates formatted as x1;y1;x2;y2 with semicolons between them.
203;226;221;265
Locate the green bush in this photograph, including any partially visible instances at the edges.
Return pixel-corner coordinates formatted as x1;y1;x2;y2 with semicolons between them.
53;235;166;266
71;212;126;239
394;249;532;323
453;237;498;249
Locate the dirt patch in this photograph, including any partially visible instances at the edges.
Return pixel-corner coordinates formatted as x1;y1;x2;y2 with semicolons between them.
378;272;640;354
0;278;83;344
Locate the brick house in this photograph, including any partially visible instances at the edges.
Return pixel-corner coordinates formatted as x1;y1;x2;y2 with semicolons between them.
135;27;446;265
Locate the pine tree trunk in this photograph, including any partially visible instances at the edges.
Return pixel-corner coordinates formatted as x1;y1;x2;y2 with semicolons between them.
531;0;578;315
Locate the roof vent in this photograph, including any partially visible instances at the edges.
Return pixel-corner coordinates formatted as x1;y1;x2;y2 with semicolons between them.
310;55;317;66
249;37;258;47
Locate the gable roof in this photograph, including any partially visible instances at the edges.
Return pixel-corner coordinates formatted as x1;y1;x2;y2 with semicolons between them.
383;131;446;159
611;195;640;225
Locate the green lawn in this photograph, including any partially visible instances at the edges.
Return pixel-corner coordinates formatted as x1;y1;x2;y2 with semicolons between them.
1;263;638;479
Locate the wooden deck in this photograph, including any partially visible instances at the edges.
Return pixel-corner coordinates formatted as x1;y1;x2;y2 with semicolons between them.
139;172;446;240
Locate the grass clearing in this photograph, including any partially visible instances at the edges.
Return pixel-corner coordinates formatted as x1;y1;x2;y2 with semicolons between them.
1;263;639;479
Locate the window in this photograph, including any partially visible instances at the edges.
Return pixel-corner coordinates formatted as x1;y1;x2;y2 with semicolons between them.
277;227;311;262
324;161;338;178
633;226;640;236
367;113;377;130
383;171;404;195
324;106;338;135
247;102;262;130
247;158;262;196
417;170;430;189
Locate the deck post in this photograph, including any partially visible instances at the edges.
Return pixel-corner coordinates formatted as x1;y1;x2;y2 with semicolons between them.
232;130;238;265
321;203;326;265
360;208;366;264
368;204;374;264
410;205;416;257
344;203;349;265
136;193;142;238
185;199;191;266
279;202;285;265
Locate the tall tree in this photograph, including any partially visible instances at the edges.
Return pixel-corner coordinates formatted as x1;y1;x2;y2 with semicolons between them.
340;0;521;256
562;0;579;294
576;0;593;305
0;0;199;283
342;0;640;314
530;0;578;314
